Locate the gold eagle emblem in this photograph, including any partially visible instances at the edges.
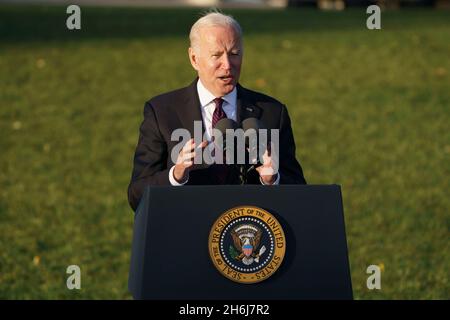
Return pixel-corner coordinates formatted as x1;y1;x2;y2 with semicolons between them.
230;224;267;265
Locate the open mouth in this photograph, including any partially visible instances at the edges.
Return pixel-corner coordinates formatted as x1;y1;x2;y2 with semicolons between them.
218;76;233;83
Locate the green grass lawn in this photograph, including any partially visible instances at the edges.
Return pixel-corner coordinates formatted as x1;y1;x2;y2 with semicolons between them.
0;5;449;299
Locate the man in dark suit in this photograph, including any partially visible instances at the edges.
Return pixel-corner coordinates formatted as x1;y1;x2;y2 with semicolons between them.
128;12;306;211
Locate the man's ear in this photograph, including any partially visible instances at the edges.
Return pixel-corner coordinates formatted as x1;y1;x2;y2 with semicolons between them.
188;47;199;71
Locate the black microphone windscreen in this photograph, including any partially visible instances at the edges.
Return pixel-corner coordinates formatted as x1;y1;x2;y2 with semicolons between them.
213;118;239;134
241;117;264;131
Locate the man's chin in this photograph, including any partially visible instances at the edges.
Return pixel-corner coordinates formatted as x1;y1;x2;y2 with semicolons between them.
218;83;236;96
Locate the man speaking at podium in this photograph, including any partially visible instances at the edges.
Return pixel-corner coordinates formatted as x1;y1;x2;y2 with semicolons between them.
128;12;306;211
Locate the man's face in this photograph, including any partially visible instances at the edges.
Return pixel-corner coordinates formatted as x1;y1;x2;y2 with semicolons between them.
189;26;243;97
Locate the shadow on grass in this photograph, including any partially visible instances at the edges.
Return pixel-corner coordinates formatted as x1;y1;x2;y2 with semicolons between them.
0;5;448;45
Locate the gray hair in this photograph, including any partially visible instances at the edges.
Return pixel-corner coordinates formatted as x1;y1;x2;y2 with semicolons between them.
189;11;243;53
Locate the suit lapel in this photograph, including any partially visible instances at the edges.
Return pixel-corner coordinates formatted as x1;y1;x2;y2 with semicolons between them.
177;78;205;138
237;84;262;123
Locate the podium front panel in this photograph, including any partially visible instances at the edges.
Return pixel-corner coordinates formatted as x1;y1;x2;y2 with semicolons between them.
129;185;352;300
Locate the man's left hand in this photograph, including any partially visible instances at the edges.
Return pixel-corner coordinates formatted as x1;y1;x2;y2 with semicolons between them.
256;145;278;185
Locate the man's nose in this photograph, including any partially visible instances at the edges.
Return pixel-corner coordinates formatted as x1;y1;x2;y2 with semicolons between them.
221;54;231;70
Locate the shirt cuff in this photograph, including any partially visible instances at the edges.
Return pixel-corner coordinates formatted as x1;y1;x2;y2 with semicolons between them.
169;165;189;186
260;172;280;185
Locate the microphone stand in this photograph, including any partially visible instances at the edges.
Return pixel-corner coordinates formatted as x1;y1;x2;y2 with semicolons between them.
225;143;246;185
236;146;263;185
234;148;247;185
238;164;247;185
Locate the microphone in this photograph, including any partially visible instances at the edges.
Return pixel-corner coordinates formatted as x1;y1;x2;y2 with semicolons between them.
241;117;262;131
213;118;239;134
242;118;261;162
241;118;265;170
212;118;239;151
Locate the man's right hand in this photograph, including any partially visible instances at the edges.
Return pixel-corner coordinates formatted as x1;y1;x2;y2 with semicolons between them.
173;138;208;183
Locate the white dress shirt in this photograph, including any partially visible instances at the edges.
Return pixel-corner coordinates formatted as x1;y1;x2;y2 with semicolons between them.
169;79;279;186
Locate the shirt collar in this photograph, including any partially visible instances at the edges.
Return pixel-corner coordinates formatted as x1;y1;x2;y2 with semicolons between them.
197;79;237;108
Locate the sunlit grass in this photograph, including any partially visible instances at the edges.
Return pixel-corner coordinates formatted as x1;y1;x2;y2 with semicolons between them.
0;5;449;299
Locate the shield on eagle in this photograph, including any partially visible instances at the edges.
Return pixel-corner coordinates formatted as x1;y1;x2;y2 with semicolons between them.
230;224;265;265
242;243;253;257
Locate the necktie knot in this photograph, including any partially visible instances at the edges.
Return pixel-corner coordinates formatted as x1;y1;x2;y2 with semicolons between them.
213;97;224;109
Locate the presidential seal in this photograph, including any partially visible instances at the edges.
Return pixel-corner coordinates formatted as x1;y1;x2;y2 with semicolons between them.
208;206;286;284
